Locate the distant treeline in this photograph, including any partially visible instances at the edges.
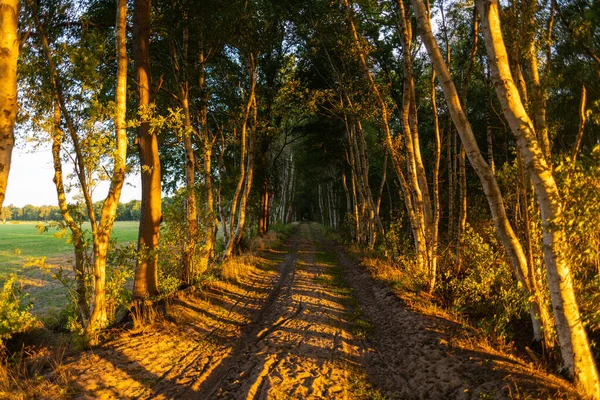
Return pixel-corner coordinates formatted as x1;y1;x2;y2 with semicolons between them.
1;200;142;222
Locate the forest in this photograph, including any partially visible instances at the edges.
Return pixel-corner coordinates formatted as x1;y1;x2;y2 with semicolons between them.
1;200;143;221
0;0;599;398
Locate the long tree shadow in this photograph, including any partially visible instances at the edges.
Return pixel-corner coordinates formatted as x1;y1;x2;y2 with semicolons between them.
188;224;366;399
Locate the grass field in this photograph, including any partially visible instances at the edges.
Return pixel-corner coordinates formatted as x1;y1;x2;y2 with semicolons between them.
0;221;139;318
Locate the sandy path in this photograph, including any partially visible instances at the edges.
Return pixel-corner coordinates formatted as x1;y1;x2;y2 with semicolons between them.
333;241;579;399
189;223;361;399
32;222;579;399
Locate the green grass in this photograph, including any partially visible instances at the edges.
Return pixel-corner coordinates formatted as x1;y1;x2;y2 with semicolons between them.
0;221;139;276
314;249;374;339
0;221;139;317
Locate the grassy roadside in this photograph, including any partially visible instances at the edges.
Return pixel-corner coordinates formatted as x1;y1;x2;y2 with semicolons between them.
310;230;384;399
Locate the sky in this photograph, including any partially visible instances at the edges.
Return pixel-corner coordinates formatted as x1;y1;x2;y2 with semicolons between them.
5;144;141;208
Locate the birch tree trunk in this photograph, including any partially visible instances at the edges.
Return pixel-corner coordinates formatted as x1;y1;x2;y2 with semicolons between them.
572;85;587;163
180;82;197;284
457;9;479;268
484;66;496;173
233;93;256;246
0;0;18;208
395;0;433;273
87;0;129;336
51;96;89;322
430;71;441;293
224;55;256;259
216;127;229;246
170;27;198;285
133;0;160;299
410;0;547;345
259;179;269;235
29;1;100;334
523;2;551;163
476;1;600;395
31;0;129;336
199;49;217;263
344;0;432;275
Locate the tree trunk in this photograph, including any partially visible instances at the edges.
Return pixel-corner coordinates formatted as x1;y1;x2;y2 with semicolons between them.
345;0;432;275
234;100;255;246
286;167;296;223
456;9;479;269
170;27;198;285
523;2;551;163
52;96;89;322
199;50;217;263
216;127;229;246
411;0;546;345
447;128;455;238
0;0;18;208
224;55;256;259
86;0;129;336
395;0;434;277
180;83;197;285
572;85;587;163
133;0;160;299
476;1;600;395
430;70;441;293
259;178;269;235
484;66;496;173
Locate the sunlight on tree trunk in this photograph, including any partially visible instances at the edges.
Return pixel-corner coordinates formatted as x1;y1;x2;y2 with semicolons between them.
224;54;256;260
410;0;547;345
198;48;217;265
572;85;587;163
476;1;600;395
51;96;89;322
0;0;18;208
133;0;160;299
430;70;441;294
86;0;129;337
180;83;197;284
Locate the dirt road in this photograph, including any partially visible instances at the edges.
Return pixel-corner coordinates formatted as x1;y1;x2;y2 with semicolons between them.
36;223;578;399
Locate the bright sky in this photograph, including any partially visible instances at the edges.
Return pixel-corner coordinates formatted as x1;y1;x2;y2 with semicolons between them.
5;144;141;208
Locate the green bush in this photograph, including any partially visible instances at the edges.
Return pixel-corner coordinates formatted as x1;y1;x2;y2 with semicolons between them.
556;145;600;333
106;242;135;321
0;276;37;341
440;225;527;339
160;189;209;289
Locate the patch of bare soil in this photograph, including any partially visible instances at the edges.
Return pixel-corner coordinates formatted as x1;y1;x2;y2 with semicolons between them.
14;223;580;399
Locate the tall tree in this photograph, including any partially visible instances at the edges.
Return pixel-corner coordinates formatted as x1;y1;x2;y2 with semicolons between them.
86;0;129;336
27;0;130;338
0;0;19;208
475;1;600;396
133;0;161;299
409;0;550;348
223;53;257;260
342;0;436;287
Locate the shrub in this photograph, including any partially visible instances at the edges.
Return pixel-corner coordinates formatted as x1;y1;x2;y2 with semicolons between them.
376;214;426;289
106;243;135;321
0;276;37;341
439;225;527;339
160;189;209;287
556;145;600;333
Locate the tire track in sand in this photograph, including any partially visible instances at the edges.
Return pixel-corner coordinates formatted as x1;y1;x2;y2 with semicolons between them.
191;223;365;399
